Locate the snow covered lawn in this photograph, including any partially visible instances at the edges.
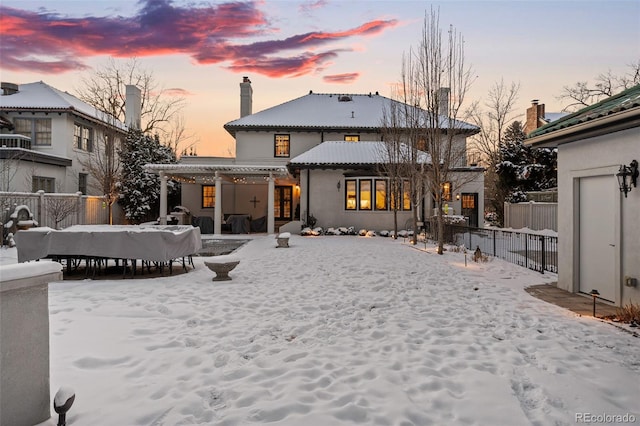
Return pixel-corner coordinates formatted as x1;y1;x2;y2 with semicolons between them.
3;235;637;425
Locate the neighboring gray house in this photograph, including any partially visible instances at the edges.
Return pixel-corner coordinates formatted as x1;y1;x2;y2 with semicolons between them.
0;81;136;195
147;77;483;234
526;84;640;307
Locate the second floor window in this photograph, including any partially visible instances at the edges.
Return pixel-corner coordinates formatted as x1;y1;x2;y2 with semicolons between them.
14;118;52;146
344;135;360;142
274;134;290;157
74;123;93;151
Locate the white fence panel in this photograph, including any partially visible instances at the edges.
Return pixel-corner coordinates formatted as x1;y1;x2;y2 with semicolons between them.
1;191;111;229
504;202;557;232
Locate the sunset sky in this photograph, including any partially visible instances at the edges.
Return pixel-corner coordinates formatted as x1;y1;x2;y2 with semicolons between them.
1;0;638;156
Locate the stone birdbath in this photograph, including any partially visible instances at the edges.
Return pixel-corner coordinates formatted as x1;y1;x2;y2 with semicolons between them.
204;256;240;281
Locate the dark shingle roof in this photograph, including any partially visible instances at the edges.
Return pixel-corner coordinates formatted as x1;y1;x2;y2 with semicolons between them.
528;84;640;138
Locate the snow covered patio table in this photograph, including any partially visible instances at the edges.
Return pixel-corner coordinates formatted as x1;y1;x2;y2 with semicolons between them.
13;224;202;266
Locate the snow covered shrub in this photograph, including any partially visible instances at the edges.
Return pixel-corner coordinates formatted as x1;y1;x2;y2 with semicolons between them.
358;229;367;236
365;230;376;237
379;230;390;237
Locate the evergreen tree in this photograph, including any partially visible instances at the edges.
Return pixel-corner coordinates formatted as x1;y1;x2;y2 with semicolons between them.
496;121;557;215
117;129;178;223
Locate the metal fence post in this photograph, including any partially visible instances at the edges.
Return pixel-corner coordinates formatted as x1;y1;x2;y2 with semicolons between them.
493;229;496;256
540;236;546;274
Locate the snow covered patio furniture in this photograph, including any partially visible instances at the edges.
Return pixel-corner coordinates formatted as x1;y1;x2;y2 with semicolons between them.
276;232;290;248
13;225;202;277
204;257;240;281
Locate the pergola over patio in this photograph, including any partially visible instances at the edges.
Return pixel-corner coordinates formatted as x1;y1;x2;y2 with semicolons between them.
144;163;290;234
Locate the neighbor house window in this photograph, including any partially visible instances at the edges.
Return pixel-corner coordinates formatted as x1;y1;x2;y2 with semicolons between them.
74;123;93;151
416;137;427;151
359;179;372;210
32;176;55;193
345;179;357;210
442;181;452;202
202;185;215;208
78;173;88;194
274;134;290;157
344;135;360;142
14;118;52;146
375;179;388;210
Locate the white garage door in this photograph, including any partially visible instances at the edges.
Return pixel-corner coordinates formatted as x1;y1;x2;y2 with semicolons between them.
579;175;617;302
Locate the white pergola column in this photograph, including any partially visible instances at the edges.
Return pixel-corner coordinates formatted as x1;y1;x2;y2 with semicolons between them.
267;173;275;234
159;171;168;225
214;172;222;235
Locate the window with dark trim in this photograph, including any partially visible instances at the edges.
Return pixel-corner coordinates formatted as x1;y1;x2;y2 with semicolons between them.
359;179;372;210
74;123;94;151
32;176;55;193
402;179;411;210
344;177;412;211
274;134;290;157
344;135;360;142
15;118;52;146
345;179;357;210
375;179;388;210
202;185;215;208
78;173;88;195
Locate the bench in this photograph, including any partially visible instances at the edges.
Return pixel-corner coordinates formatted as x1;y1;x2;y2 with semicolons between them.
204;257;240;281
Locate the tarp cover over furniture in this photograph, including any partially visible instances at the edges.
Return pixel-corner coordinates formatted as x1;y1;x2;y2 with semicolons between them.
14;225;202;263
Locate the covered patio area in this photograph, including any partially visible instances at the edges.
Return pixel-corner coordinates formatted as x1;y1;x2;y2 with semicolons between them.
144;163;292;235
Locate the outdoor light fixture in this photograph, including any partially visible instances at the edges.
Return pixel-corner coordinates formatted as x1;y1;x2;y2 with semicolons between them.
53;387;75;426
590;289;600;317
337;181;341;191
616;159;638;198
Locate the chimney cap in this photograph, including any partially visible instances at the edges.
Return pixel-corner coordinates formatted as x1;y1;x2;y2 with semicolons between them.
531;99;539;105
242;76;251;83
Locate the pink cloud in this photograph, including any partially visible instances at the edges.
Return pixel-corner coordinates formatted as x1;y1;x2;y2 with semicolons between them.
323;73;360;84
0;1;399;78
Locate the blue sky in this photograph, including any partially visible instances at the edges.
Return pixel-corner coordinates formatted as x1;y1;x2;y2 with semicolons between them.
1;0;638;155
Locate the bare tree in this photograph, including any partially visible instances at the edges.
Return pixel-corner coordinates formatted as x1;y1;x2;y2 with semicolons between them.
467;79;520;224
76;58;186;138
79;116;123;224
46;195;78;229
403;9;475;254
558;60;640;111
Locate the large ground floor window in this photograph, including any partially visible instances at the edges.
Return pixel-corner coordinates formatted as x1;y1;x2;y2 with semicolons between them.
344;177;411;211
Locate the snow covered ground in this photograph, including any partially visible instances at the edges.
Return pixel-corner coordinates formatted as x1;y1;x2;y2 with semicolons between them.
2;235;639;425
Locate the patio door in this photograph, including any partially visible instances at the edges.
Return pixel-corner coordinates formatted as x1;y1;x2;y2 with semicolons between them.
461;193;478;227
274;186;292;220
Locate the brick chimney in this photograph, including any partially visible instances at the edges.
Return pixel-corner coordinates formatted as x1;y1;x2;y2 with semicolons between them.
525;99;545;134
240;76;253;118
125;85;142;130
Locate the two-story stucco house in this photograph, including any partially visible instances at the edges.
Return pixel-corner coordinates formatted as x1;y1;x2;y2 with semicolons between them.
0;81;136;195
147;77;483;234
526;84;640;307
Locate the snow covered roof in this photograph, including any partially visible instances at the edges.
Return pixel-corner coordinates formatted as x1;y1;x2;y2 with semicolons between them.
289;141;430;168
0;81;126;130
527;84;640;146
224;92;478;136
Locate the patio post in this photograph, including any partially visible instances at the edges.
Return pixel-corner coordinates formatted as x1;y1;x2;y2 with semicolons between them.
159;171;168;225
214;172;222;235
267;172;275;234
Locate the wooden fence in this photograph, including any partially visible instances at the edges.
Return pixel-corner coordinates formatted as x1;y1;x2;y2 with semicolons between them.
0;191;115;229
503;201;558;232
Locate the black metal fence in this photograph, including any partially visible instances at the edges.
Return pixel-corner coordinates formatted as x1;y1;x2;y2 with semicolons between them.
425;221;558;274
